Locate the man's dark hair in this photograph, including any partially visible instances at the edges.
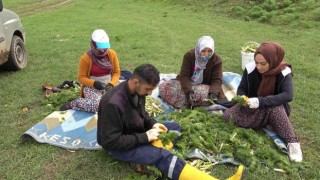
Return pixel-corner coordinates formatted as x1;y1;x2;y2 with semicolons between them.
132;64;160;86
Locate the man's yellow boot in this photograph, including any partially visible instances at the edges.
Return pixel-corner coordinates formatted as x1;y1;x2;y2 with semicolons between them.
226;164;245;180
178;164;219;180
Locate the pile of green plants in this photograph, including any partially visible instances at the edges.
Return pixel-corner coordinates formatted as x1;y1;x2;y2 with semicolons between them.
43;87;80;111
42;90;300;175
146;96;165;118
158;108;300;174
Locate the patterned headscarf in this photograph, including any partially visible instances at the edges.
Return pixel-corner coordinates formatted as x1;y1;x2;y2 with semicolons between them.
255;41;291;96
191;36;215;84
87;40;112;70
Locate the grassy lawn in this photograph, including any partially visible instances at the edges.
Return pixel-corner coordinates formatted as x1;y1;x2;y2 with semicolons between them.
1;0;319;179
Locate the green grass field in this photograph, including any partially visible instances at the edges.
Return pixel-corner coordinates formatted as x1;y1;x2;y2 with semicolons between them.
1;0;320;179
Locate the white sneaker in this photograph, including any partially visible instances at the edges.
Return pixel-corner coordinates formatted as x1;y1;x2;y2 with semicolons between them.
287;143;303;162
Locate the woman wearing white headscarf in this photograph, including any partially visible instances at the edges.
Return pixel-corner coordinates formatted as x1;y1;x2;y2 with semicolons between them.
159;36;227;108
60;29;120;112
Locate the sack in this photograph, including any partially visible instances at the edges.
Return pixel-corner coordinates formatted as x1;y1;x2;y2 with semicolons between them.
241;41;260;70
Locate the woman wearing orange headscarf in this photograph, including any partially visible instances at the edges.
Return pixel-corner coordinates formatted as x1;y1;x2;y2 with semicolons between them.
224;41;302;162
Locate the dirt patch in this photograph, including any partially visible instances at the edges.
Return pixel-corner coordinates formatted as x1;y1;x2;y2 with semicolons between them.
16;0;72;17
43;161;57;180
0;50;9;65
42;149;76;179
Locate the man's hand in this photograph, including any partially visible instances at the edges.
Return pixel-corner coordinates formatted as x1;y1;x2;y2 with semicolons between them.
93;81;106;90
105;83;114;91
247;98;259;109
152;123;167;133
146;129;161;142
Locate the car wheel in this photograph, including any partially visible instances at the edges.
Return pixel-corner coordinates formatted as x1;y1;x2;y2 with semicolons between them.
5;35;27;70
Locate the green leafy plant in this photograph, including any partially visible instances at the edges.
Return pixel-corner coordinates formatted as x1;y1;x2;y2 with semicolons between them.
43;87;80;110
158;108;298;174
158;131;179;146
232;95;248;106
145;96;164;117
241;41;260;53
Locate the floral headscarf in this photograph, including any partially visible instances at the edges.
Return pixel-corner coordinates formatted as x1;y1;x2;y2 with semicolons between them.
87;40;112;70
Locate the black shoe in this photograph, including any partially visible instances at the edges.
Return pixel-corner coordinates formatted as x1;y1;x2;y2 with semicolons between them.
60;102;71;111
199;101;212;107
216;98;236;108
57;80;80;89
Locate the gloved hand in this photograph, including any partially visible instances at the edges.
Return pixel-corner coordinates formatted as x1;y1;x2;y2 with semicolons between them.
105;83;114;91
187;91;195;103
241;95;249;106
152;139;174;150
208;93;218;100
247;98;259;109
93;81;106;90
152;123;167;133
146;128;161;142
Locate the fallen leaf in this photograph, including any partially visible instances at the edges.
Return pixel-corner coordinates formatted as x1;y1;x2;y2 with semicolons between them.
22;107;29;112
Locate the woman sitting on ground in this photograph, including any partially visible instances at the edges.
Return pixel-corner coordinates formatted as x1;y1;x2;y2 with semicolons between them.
159;35;230;109
223;41;303;162
60;29;120;112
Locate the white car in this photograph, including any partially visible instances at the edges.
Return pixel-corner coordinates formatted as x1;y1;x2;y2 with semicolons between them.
0;0;27;70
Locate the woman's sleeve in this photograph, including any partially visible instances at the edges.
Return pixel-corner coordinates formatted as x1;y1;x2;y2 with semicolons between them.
109;50;121;86
178;51;194;94
237;69;249;96
259;74;293;107
208;57;224;97
78;53;95;87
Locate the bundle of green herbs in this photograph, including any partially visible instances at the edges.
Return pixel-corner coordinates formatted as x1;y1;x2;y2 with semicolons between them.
145;96;164;118
43;86;80;111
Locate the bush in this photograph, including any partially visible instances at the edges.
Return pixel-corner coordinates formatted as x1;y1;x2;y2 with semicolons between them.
232;6;245;16
259;12;272;22
272;13;299;25
250;11;264;18
300;0;316;10
261;0;277;11
279;0;293;8
311;8;320;21
284;7;296;13
249;6;265;18
164;0;319;28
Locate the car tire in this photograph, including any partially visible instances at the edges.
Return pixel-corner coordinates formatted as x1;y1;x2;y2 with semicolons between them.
5;35;27;70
